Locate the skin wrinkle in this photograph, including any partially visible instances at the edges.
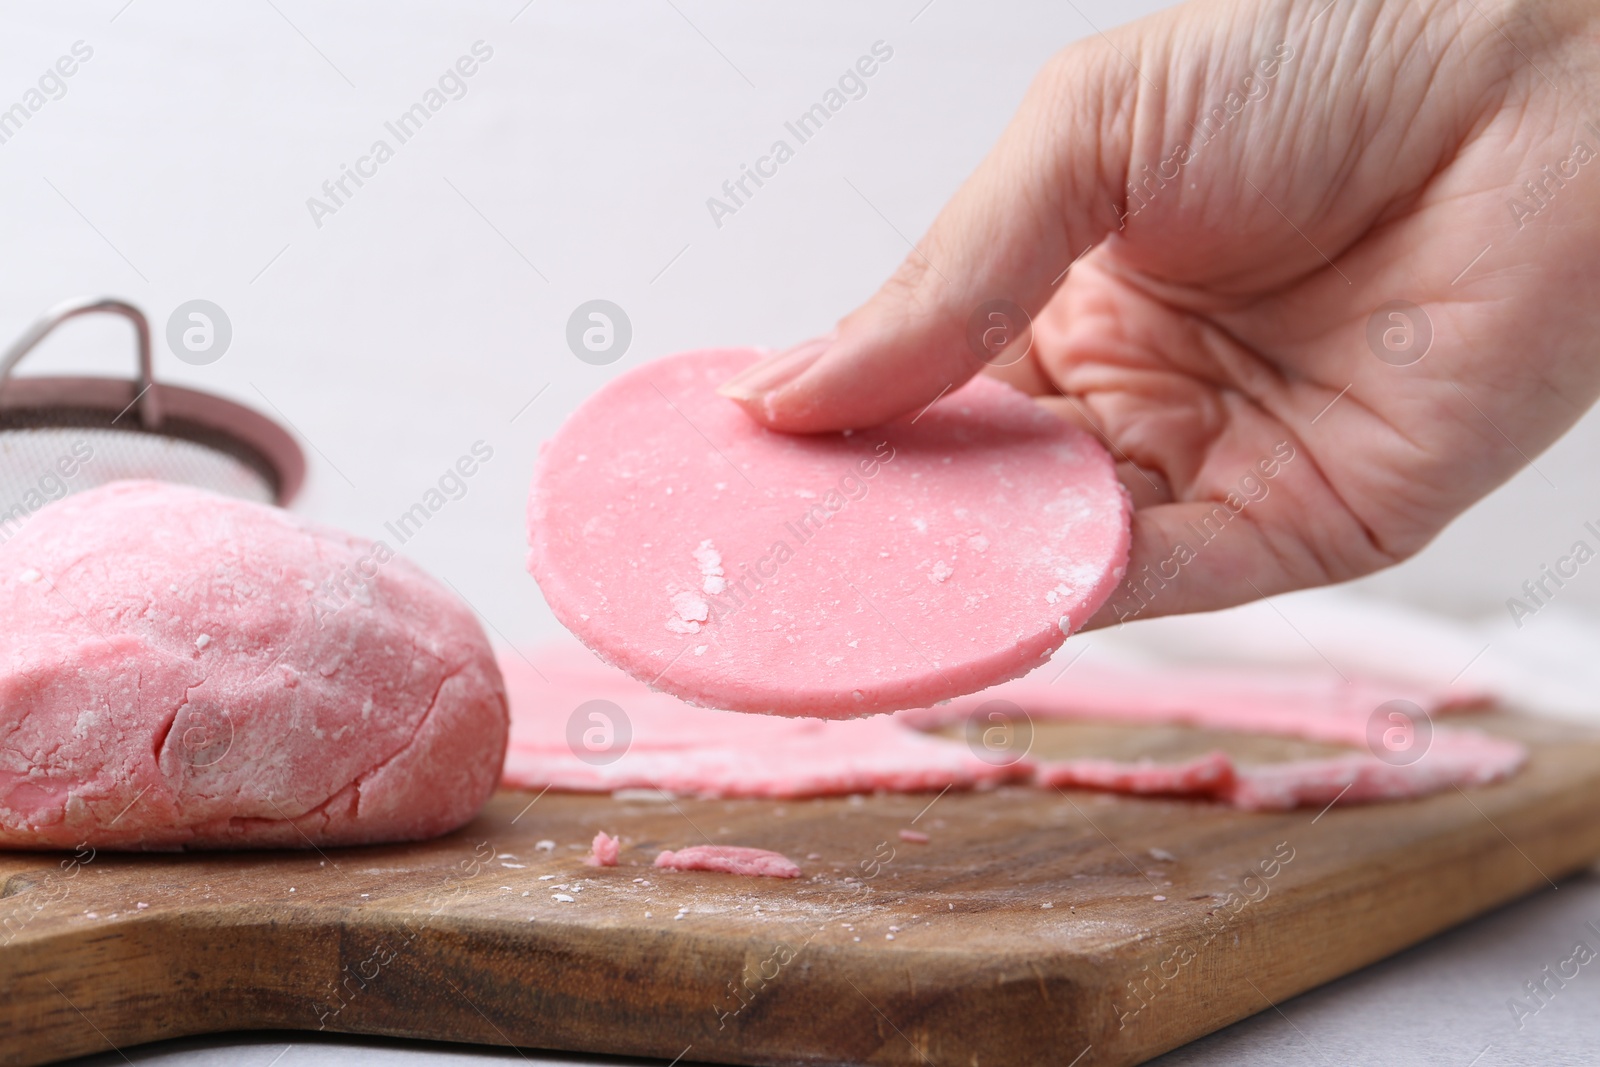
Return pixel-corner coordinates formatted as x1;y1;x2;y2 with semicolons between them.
1249;401;1419;567
1080;297;1423;559
997;56;1079;277
1535;365;1591;417
1076;378;1213;491
1097;371;1400;612
1138;10;1487;299
1220;262;1450;490
1243;509;1337;592
1120;20;1170;181
1355;21;1499;229
1362;11;1434;139
1191;315;1291;412
1070;43;1139;232
1289;89;1403;272
1275;432;1405;569
1309;382;1434;481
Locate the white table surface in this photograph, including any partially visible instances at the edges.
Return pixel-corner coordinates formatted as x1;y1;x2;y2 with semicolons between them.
12;1;1600;1065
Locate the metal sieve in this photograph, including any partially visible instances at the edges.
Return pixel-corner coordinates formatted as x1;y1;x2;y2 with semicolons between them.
0;297;304;526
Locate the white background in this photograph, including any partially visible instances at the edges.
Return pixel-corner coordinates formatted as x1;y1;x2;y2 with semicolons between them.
10;3;1598;1065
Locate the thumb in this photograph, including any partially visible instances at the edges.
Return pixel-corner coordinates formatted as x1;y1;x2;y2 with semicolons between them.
717;45;1135;432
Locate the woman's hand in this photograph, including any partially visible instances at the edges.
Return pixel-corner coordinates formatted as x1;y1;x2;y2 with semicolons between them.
718;0;1600;626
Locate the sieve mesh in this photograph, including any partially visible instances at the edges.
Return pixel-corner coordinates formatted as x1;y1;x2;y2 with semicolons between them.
0;417;277;542
0;298;302;532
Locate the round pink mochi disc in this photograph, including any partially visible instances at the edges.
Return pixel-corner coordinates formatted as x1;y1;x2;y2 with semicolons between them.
0;481;508;851
527;349;1131;717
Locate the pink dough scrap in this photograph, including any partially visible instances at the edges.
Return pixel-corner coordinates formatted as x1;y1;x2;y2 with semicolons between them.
1042;751;1236;798
654;844;801;878
1224;729;1526;810
0;481;508;850
526;348;1131;717
586;831;620;867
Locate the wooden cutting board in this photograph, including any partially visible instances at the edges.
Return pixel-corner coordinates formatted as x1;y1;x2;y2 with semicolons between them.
5;709;1600;1067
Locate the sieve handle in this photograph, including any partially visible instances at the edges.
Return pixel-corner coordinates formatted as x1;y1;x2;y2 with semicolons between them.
0;297;161;428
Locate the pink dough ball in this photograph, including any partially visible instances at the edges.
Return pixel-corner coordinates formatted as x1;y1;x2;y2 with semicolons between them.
0;481;508;850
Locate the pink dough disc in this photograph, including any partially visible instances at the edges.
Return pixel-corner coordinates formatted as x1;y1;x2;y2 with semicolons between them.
527;349;1131;717
654;844;801;879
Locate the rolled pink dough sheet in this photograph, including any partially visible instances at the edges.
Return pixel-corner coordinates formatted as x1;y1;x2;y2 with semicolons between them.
500;639;1523;810
0;481;508;850
912;666;1524;810
654;844;801;878
1043;751;1237;797
526;348;1131;717
499;640;1027;797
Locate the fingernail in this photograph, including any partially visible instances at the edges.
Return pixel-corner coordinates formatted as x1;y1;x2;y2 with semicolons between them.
716;334;833;402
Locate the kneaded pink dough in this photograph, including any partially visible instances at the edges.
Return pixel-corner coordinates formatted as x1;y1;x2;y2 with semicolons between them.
497;641;1028;797
0;481;509;851
654;844;801;878
527;348;1131;717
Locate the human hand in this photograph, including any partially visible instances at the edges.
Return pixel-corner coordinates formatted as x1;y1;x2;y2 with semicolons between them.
717;0;1600;627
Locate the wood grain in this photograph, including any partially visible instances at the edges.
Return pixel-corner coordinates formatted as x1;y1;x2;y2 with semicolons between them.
3;710;1599;1067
